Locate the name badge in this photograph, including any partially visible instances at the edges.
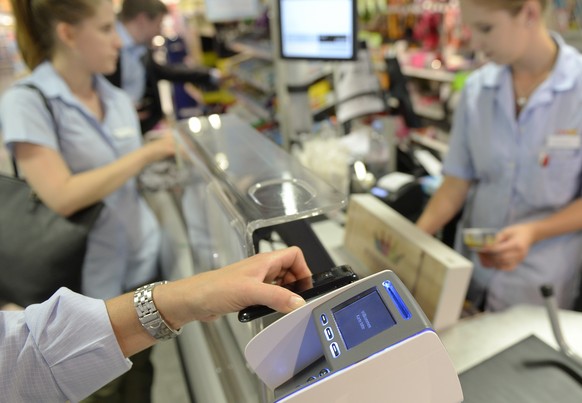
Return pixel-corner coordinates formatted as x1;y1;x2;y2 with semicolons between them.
547;129;581;150
113;127;138;139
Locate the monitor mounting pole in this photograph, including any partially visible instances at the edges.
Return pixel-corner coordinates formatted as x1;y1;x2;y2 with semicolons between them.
270;0;314;150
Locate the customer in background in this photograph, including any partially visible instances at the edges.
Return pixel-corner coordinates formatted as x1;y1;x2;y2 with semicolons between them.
108;0;219;133
1;0;173;401
1;247;310;403
416;0;582;311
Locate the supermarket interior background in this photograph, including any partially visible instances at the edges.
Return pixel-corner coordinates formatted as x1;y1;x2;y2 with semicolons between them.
1;1;582;402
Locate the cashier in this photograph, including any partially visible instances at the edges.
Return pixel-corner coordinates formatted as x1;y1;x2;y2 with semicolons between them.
416;0;582;311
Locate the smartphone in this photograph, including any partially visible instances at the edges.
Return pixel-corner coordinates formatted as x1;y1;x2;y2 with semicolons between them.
238;265;359;322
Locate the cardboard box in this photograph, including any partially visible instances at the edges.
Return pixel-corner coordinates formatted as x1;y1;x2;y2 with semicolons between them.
344;194;472;331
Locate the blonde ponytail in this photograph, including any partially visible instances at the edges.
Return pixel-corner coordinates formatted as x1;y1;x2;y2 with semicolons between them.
10;0;102;70
11;0;48;69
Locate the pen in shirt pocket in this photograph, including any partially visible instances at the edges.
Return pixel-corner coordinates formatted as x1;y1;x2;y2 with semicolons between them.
539;150;550;168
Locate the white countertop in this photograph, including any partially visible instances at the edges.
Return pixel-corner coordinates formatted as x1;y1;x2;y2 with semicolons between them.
439;305;582;373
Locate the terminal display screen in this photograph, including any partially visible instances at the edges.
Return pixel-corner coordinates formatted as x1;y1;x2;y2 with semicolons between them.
278;0;357;60
332;288;395;349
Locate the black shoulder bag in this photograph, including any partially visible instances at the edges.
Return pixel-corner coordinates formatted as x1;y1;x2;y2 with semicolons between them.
0;84;104;307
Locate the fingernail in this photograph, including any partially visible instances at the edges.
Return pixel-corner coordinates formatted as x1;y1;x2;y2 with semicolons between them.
288;295;306;310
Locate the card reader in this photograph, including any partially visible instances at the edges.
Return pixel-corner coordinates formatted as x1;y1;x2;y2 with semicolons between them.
245;270;463;402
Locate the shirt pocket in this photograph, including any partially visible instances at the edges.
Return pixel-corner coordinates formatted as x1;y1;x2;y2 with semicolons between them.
523;149;582;208
111;128;141;155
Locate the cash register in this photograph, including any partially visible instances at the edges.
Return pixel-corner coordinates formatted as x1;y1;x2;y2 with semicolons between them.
245;270;463;402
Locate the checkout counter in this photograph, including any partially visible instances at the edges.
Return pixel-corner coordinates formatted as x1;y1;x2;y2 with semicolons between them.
149;114;582;402
155;113;348;403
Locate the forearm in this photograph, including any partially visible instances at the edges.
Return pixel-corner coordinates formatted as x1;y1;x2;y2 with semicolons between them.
17;142;163;216
105;292;154;358
60;146;157;212
416;176;471;235
528;198;582;243
106;248;311;357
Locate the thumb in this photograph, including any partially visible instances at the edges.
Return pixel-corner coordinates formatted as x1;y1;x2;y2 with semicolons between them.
252;283;307;314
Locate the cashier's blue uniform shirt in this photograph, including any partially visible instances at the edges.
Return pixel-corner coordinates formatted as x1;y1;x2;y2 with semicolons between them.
443;33;582;310
0;62;160;299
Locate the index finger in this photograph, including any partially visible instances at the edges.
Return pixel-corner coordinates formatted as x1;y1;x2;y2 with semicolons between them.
268;246;312;284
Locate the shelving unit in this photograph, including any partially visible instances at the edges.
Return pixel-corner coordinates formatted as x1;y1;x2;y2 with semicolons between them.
228;36;273;60
401;65;455;83
222;26;340;143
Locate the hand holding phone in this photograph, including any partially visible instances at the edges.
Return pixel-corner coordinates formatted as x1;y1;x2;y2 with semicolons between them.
238;265;359;322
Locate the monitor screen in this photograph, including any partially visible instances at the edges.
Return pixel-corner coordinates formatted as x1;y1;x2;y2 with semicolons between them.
205;0;262;23
278;0;357;60
332;288;396;350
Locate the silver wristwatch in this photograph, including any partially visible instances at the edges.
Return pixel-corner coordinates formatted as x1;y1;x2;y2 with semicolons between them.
134;281;182;341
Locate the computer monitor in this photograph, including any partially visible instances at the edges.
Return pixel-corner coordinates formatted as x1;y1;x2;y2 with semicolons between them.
204;0;262;23
385;55;423;129
278;0;357;61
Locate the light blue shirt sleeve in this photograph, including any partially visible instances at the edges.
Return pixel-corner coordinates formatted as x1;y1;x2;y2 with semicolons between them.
442;84;476;180
0;85;58;153
0;288;132;402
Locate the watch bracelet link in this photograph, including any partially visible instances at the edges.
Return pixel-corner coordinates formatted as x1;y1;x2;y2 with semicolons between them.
134;281;182;341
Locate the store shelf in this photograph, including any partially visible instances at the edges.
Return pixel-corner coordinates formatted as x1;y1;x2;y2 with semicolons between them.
410;93;446;121
229;39;273;60
312;93;336;120
410;132;449;156
385;3;452;14
413;103;446;121
287;63;334;90
230;57;275;94
232;71;274;93
402;66;456;83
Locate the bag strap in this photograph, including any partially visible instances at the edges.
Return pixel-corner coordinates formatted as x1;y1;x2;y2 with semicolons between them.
12;83;58;178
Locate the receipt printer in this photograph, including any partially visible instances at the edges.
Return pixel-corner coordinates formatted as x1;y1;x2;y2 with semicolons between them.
245;270;463;402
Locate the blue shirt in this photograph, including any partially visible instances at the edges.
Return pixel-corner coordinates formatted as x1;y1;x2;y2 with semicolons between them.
0;62;160;299
443;33;582;310
116;21;148;104
0;288;131;402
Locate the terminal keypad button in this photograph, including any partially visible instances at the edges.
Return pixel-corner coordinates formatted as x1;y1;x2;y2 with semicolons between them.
324;327;334;341
319;368;330;377
320;314;328;326
330;342;341;358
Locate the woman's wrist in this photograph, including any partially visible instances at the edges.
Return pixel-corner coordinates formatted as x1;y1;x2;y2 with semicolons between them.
141;142;161;166
527;221;545;244
152;278;205;330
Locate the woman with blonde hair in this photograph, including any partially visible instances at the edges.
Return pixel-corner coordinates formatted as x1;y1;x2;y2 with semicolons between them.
417;0;582;311
1;0;176;400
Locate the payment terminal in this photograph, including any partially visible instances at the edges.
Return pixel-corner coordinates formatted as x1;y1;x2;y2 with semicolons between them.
245;270;463;402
